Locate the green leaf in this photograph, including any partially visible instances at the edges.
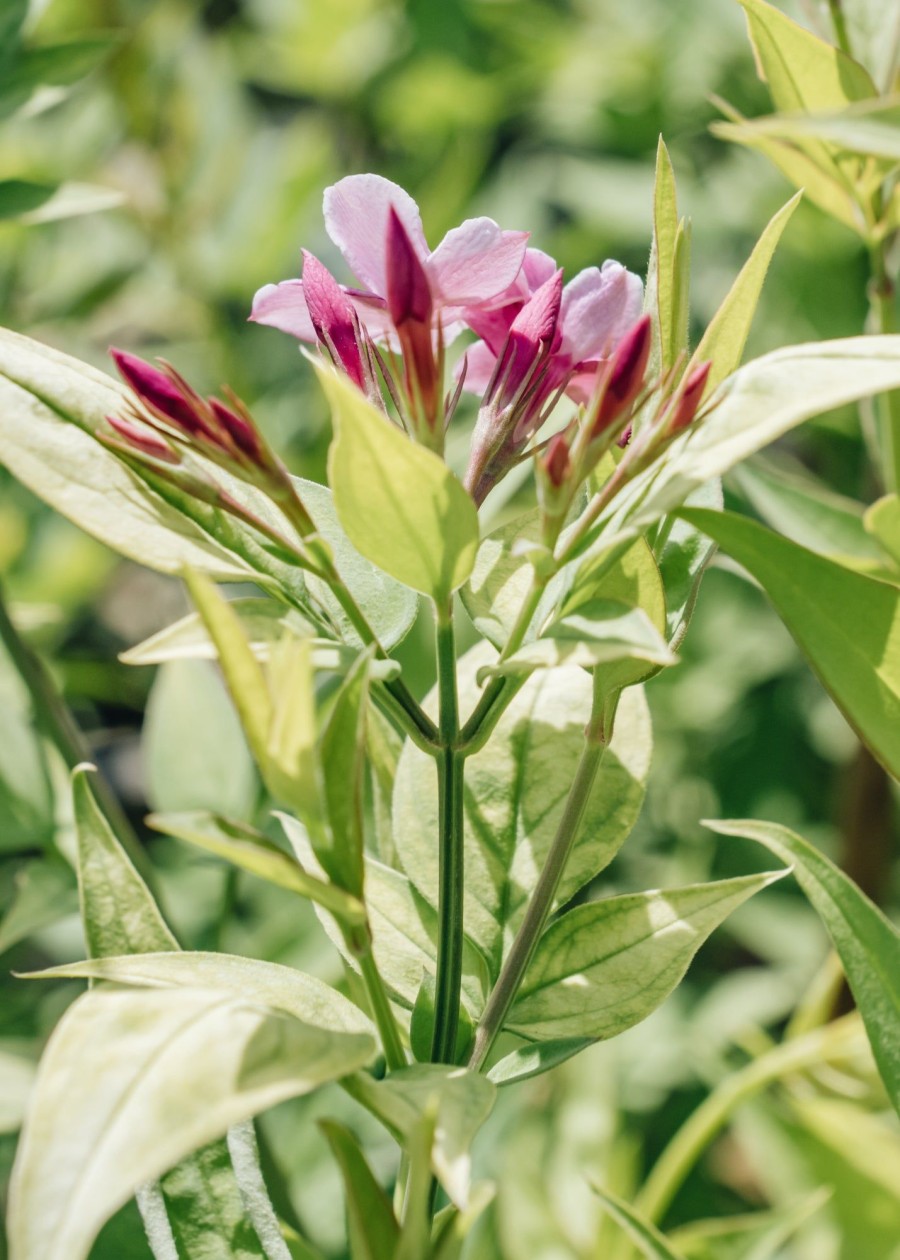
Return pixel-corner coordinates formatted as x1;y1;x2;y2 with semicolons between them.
0;1043;36;1135
393;644;651;975
865;493;900;569
602;337;900;542
592;1185;685;1260
653;137;680;375
841;1;900;92
343;1064;496;1207
0;327;258;580
721;101;900;164
707;818;900;1118
507;871;785;1040
13;181;124;224
25;950;374;1035
653;480;723;647
461;508;553;650
732;456;886;567
298;477;418;650
264;633;321;823
120;599;316;665
143;659;259;820
668;1189;831;1260
320;363;479;601
679;508;900;777
739;0;877;112
146;811;366;925
690;194;801;395
7;986;376;1260
0;856;77;955
318;649;371;895
319;1121;399;1260
0;179;57;220
4;36;119;93
486;1038;592;1086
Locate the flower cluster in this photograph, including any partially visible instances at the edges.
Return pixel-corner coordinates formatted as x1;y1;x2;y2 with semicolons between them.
109;173;711;535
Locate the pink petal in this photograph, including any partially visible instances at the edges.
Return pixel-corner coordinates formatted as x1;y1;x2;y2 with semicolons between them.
323;174;427;297
250;281;316;342
559;262;644;364
457;341;499;396
427;219;528;306
521;247;558;292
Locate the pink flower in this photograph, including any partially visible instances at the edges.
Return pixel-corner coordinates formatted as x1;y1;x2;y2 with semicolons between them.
250;173;529;348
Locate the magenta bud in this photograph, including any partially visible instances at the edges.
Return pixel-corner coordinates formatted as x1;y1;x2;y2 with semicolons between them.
106;414;179;462
209;398;262;459
593;314;652;435
504;269;563;397
542;431;571;488
665;360;711;435
110;348;202;433
385;205;432;327
301;250;366;390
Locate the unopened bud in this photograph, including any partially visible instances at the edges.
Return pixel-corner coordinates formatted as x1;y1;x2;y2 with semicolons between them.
110;348;203;434
301;250;366;390
385;206;432;327
543;432;571;488
210;397;264;460
664;360;711;436
105;414;179;463
592;314;652;436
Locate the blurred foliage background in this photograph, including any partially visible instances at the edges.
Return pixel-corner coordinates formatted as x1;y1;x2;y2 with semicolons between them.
0;1;897;1257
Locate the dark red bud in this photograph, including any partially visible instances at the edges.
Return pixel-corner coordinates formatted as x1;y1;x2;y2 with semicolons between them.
592;314;652;435
543;432;571;488
301;250;366;390
209;397;263;460
110;348;202;433
106;414;179;462
665;360;711;435
503;269;563;399
385;205;432;327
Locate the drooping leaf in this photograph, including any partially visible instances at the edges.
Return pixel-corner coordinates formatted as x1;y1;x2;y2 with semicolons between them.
7;986;376;1260
690;193;801;395
319;1121;399;1260
320;363;479;601
592;1185;685;1260
344;1064;496;1207
679;508;900;777
507;871;786;1040
146;812;366;925
394;644;651;975
708;818;900;1118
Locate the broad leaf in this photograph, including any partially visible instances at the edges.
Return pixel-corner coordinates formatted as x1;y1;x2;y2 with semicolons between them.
319;1122;399;1260
507;871;785;1040
7;986;375;1260
690;193;801;395
708;819;900;1118
344;1064;496;1208
147;812;366;925
320;363;479;601
680;508;900;778
461;508;553;649
479;605;674;680
592;1186;684;1260
394;644;651;974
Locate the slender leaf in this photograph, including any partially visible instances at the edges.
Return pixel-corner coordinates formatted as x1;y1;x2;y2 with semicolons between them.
708;818;900;1118
319;1121;399;1260
680;508;900;777
121;599;316;665
508;871;786;1040
318;649;371;894
865;493;900;569
0;179;57;220
653;138;679;374
320;363;479;600
592;1185;685;1260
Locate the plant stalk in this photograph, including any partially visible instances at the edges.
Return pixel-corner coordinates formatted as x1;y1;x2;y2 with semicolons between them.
0;579;147;874
868;237;900;492
468;670;610;1071
430;603;465;1063
358;948;407;1072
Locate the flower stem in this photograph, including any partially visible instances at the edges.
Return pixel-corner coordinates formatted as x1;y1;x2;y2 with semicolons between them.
0;579;148;876
358;947;407;1072
868;238;900;493
431;602;465;1063
468;670;611;1071
826;0;853;56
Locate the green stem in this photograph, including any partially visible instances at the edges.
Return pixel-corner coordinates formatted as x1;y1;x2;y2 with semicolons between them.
629;1014;864;1233
868;237;900;493
827;0;853;56
358;947;407;1072
467;671;611;1071
0;579;147;875
431;603;465;1064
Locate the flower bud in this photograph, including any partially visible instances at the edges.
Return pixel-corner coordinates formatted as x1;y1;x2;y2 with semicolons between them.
301;250;366;390
110;348;205;435
591;314;652;436
385;205;432;327
663;360;711;436
105;414;179;463
542;431;571;488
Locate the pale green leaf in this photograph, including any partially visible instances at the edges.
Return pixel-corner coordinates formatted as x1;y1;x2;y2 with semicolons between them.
0;857;78;955
394;644;651;974
668;1189;831;1260
722;101;900;164
143;659;259;820
121;600;315;665
865;493;900;569
690;194;801;394
592;1185;685;1260
0;1044;36;1135
508;871;786;1040
26;950;373;1035
708;818;900;1117
146;811;366;925
486;1038;592;1086
265;634;321;823
320;363;479;600
653;479;723;647
461;508;554;649
318;649;371;895
680;509;900;777
739;0;877;112
7;986;375;1260
319;1121;399;1260
670;217;692;372
841;1;900;92
653;137;679;375
344;1064;495;1207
